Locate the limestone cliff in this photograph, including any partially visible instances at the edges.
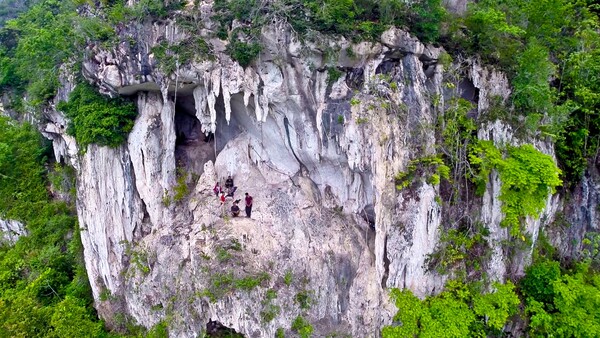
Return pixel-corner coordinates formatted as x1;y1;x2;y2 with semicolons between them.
39;7;571;337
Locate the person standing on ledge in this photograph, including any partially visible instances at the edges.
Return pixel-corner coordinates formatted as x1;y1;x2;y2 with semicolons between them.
245;192;253;218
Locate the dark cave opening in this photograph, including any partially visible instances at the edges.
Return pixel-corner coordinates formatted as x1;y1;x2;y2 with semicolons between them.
206;319;244;337
173;94;216;175
458;79;480;104
361;204;376;229
174;93;215;145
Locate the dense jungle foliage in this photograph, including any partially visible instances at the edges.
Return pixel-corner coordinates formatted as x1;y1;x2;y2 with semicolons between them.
0;118;106;336
0;0;599;336
383;261;600;337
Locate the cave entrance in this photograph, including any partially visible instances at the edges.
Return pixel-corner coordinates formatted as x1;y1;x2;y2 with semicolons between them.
173;94;215;175
206;320;244;337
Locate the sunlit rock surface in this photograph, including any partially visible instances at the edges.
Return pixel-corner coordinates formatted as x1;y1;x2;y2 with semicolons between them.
0;219;26;245
41;7;573;336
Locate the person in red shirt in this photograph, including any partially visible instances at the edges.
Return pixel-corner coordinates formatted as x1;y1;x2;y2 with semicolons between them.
219;192;227;217
244;193;253;218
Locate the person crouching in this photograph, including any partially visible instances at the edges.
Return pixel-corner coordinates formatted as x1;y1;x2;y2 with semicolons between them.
231;200;241;217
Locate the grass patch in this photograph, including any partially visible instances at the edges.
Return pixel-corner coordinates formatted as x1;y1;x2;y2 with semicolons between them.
198;271;270;302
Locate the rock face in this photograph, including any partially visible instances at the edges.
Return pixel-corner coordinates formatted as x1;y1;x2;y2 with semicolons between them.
0;219;26;245
43;10;572;337
549;163;600;260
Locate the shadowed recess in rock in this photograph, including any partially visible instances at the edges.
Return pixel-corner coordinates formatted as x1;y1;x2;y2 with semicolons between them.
206;320;244;337
174;94;215;175
459;79;479;104
213;92;256;154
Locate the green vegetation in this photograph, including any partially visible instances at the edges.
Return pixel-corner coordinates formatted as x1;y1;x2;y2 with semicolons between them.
1;0;599;188
386;235;600;337
212;0;263;67
214;238;244;262
198;271;270;302
171;169;192;203
260;289;280;322
457;0;600;185
469;142;562;236
0;0;78;105
0;117;108;336
128;0;185;20
211;0;446;67
522;261;600;336
145;320;169;338
438;98;476;168
57;83;137;150
48;163;77;201
382;281;521;337
0;0;34;27
354;117;368;125
327;66;343;85
122;241;152;277
151;37;212;74
226;39;262;69
511;41;556;115
1;0;600;337
294;289;314;310
235;272;270;290
0;0;198;110
291;315;313;338
427;223;490;276
283;270;293;286
216;247;232;262
582;232;600;266
395;155;450;190
297;0;445;42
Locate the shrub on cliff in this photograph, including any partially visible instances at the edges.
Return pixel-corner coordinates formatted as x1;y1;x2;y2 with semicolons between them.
469;142;562;237
57;83;138;150
226;36;261;68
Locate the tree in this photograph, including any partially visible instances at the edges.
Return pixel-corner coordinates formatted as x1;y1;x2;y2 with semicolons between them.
524;263;600;337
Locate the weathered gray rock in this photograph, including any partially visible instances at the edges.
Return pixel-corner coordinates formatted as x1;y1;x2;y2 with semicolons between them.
42;10;569;337
380;27;425;56
0;219;26;245
549;164;600;260
443;0;469;14
478;121;560;282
